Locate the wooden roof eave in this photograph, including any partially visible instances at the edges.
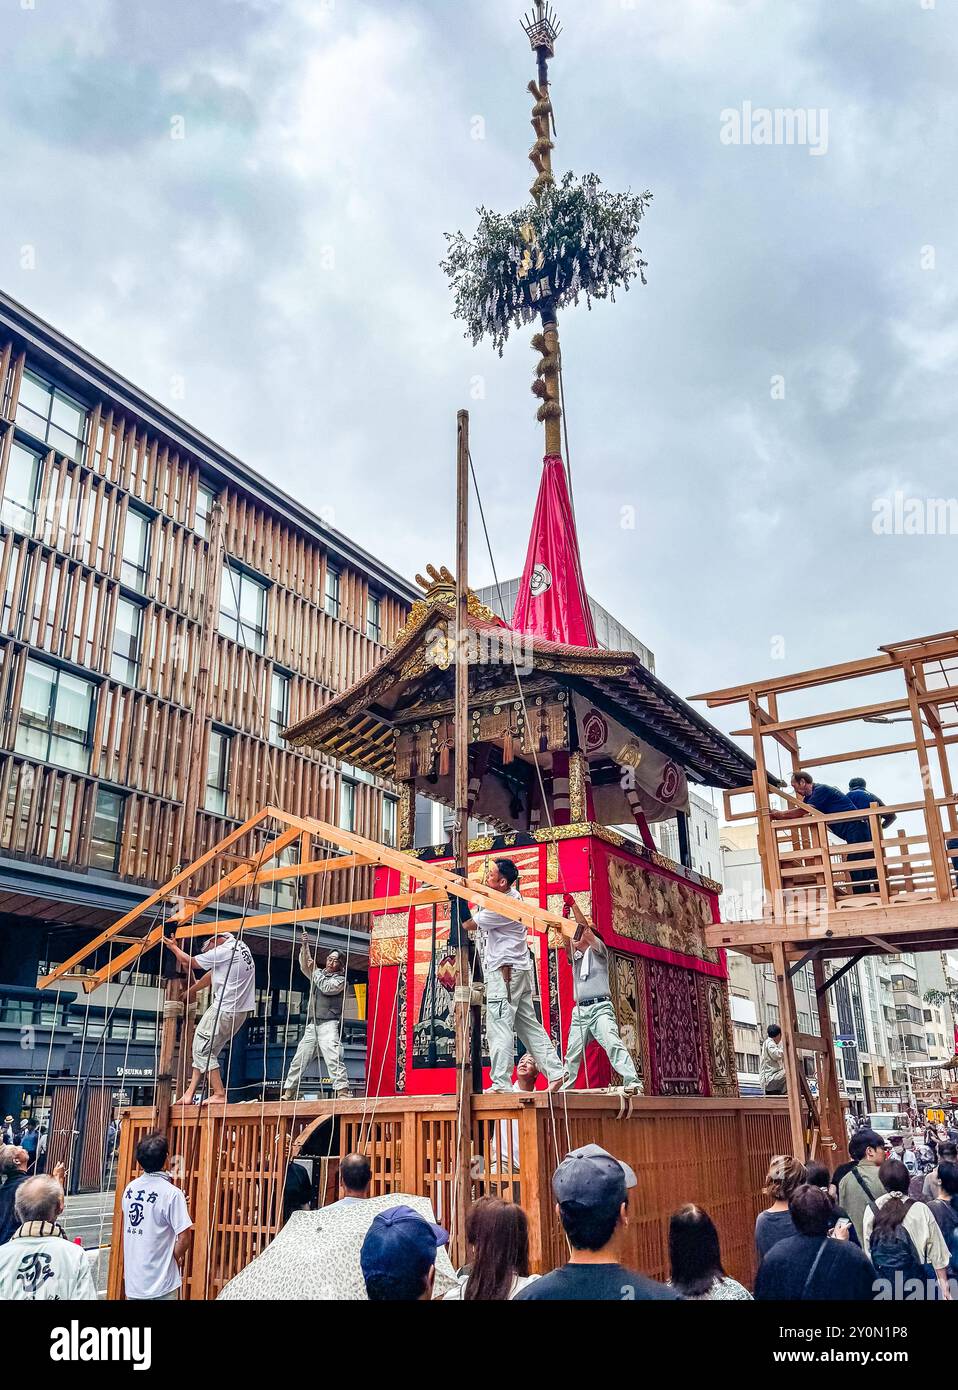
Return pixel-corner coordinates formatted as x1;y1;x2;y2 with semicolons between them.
286;608;756;789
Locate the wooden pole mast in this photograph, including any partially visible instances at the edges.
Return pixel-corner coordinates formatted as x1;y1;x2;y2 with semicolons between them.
451;408;473;1265
523;2;564;457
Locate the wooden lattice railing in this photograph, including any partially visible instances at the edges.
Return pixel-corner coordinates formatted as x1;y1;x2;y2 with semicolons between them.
107;1094;791;1299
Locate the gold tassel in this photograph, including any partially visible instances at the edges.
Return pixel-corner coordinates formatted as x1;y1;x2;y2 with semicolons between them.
438;742;451;778
502;730;515;765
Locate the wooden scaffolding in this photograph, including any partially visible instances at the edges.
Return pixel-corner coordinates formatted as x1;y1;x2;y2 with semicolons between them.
39;804;795;1295
695;629;958;1161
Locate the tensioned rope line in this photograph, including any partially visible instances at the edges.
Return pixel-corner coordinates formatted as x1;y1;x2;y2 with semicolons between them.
200;865;265;1295
557;353;594;650
467;447;594;1127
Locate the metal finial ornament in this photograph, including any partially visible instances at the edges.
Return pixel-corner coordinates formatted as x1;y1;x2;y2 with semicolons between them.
521;1;561;57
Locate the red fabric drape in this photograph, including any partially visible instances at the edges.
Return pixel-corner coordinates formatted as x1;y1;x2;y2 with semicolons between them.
511;455;597;648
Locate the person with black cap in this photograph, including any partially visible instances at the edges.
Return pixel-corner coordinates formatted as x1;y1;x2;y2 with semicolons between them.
360;1205;449;1301
514;1143;678;1300
847;778;896;828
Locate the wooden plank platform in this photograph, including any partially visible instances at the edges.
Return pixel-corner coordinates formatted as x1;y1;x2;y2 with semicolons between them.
707;894;958;962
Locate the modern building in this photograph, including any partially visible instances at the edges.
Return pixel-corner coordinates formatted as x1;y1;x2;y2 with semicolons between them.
476;579;655;671
652;790;720;883
0;291;418;1175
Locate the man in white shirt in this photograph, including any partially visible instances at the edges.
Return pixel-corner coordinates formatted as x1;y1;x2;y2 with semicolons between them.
122;1132;192;1301
0;1175;97;1300
460;858;564;1093
163;931;256;1105
282;936;350;1099
560;897;640;1092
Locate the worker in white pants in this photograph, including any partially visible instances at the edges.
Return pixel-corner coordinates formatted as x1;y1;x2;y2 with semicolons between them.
560;896;640;1093
460;857;564;1094
162;932;256;1106
283;938;350;1098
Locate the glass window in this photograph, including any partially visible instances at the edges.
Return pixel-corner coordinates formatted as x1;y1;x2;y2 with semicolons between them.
15;370;87;462
324;565;341;619
90;788;125;871
110;598;142;685
382;795;397;848
339;776;356;832
269;671;290;746
218;565;268;653
260;844;299;912
15;659;95;771
121;507;151;592
366;593;381;643
205;729;231;815
195;483;216;540
1;442;41;533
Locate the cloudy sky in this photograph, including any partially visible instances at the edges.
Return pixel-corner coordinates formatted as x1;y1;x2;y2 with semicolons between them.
3;0;957;775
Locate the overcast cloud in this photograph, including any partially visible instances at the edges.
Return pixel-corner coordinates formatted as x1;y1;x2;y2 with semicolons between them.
2;0;957;768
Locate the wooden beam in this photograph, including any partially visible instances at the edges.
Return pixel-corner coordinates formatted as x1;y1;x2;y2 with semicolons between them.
39;805;276;987
250;852;373;886
172;888;447;937
693;633;958;708
731;696;910;739
815;952;865;996
166;825;304;928
42;799;583;999
253;805;574;938
772;941;807;1160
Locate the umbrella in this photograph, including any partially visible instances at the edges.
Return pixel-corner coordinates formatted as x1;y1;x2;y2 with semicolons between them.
217;1192;458;1300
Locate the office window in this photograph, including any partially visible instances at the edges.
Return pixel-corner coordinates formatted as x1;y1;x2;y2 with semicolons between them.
110;598;142;685
205;729;231;815
268;670;290;746
324;565;341;619
1;442;41;533
219;565;267;653
366;593;381;643
260;844;299;912
15;369;86;462
339;775;356;832
195;483;216;540
383;795;398;847
15;659;94;771
89;788;125;872
121;507;151;592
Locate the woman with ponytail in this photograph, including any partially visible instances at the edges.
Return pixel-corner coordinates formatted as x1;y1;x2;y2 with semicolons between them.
863;1158;952;1300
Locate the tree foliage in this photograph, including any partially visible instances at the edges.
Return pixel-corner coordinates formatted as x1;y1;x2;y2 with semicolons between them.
442;171;652;354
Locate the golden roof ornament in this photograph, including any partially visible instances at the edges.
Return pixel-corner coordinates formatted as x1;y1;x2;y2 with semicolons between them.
390;563;499;650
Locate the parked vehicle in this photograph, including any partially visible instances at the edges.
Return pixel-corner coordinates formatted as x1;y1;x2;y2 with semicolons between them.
864;1111;915;1140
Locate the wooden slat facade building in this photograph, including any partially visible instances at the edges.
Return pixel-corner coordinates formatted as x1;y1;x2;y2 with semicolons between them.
0;290;417;1132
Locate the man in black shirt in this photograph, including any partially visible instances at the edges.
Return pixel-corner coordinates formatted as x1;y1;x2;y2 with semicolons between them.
0;1145;30;1245
515;1143;678;1301
755;1185;876;1301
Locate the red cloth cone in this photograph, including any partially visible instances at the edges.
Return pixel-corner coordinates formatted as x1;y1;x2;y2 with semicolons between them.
511;455;597;648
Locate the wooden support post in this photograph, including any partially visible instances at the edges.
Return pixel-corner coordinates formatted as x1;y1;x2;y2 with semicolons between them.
750;698;784;913
155;978;184;1133
903;660;952;901
771;942;806;1159
812;956;848;1164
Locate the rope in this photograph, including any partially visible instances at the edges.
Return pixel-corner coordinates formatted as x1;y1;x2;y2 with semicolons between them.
467;447;595;1113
